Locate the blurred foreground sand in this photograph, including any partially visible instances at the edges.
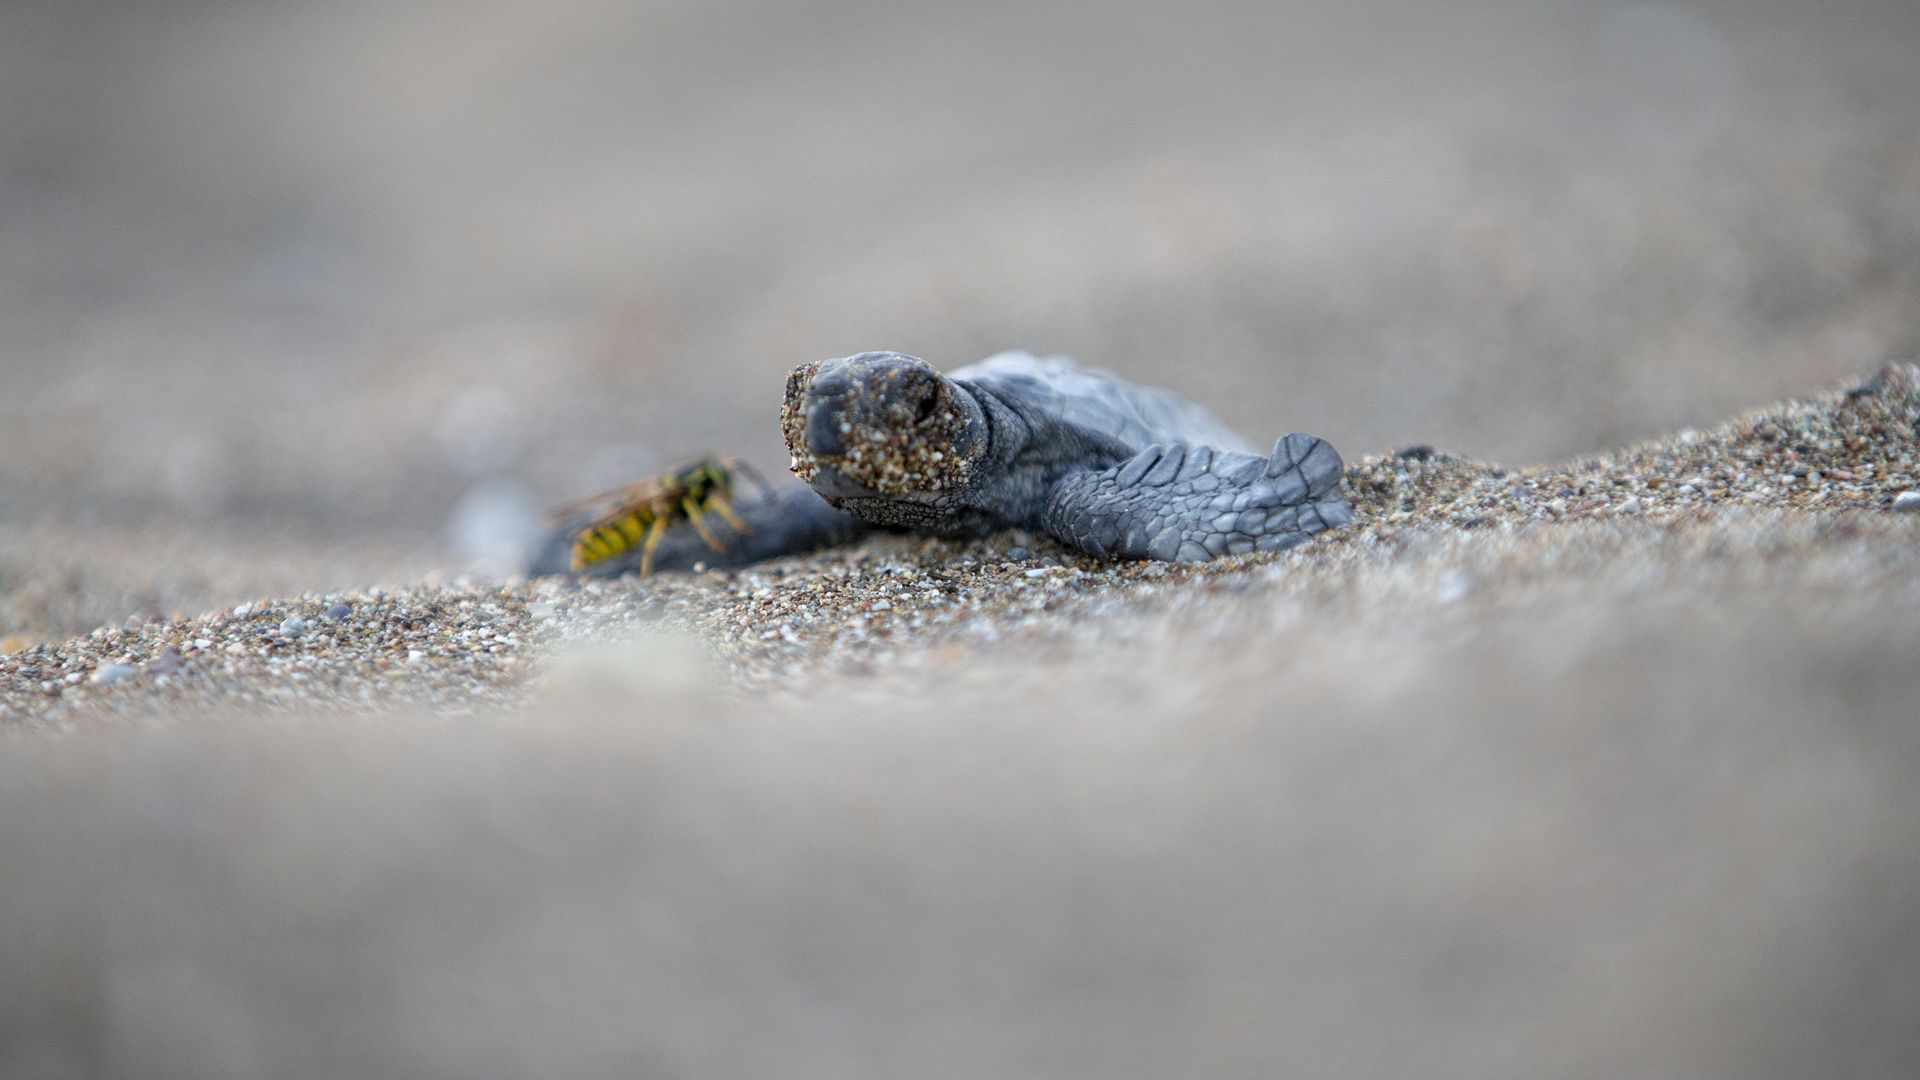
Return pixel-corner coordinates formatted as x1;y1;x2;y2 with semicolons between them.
4;590;1917;1078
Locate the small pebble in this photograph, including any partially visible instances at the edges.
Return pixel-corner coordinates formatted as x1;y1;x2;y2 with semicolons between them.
325;604;352;621
280;616;307;636
91;664;137;685
1892;491;1920;513
145;647;186;677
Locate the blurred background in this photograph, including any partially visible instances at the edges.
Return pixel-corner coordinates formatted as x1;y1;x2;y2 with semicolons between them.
2;0;1918;585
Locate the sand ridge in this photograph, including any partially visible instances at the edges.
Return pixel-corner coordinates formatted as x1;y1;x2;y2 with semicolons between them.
3;363;1917;731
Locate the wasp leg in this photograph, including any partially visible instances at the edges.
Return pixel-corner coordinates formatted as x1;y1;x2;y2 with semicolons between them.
638;513;670;576
680;496;727;553
706;491;753;535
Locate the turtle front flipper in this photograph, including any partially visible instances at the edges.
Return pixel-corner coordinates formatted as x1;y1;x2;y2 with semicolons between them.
1041;434;1353;563
528;483;868;578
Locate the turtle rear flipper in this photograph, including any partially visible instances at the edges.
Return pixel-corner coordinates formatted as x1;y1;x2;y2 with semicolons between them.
1041;434;1352;563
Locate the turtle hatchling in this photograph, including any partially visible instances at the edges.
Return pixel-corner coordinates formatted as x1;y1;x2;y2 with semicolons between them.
530;351;1354;576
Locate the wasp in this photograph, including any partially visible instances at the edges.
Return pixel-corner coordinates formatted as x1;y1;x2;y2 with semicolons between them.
554;456;763;575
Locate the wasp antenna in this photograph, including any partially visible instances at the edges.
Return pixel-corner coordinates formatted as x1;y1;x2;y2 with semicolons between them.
731;458;770;496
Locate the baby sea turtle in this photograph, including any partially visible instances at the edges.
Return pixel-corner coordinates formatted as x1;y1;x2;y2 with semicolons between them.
530;351;1353;576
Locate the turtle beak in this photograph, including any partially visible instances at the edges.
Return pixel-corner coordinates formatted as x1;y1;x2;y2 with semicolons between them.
809;463;878;500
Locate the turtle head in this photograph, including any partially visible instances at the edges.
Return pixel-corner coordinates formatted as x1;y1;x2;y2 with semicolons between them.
781;352;985;508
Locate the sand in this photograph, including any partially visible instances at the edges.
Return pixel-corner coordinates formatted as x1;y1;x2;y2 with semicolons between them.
4;362;1916;730
1;365;1918;1077
6;3;1920;1072
0;365;1916;1078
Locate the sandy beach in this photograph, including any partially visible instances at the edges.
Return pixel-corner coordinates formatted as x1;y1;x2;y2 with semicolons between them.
3;365;1919;1078
7;362;1916;730
5;1;1919;1074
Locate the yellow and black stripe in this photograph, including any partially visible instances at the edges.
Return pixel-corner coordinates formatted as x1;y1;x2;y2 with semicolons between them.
559;457;759;575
